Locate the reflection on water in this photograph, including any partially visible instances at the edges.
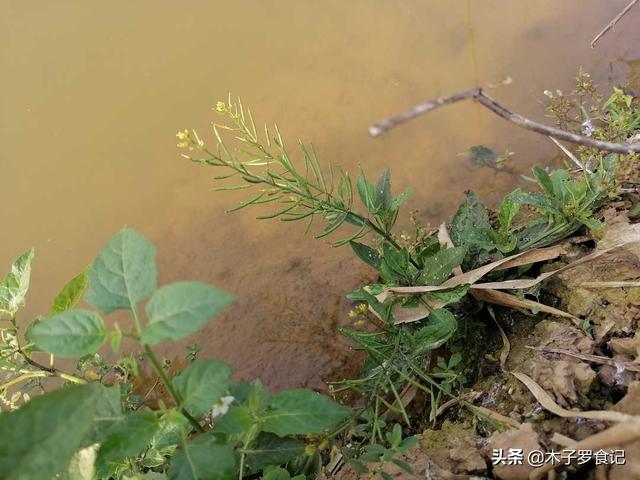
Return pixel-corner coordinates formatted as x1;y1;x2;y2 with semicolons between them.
2;1;639;390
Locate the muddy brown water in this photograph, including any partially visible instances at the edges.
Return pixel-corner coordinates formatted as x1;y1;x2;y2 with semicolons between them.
2;1;640;390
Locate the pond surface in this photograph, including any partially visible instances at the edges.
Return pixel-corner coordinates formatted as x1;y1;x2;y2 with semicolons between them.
2;1;639;390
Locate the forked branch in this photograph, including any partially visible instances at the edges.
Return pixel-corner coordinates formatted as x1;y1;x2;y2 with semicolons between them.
591;0;639;48
369;87;640;154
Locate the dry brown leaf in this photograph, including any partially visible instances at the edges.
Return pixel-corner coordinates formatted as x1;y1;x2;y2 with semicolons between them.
390;241;620;295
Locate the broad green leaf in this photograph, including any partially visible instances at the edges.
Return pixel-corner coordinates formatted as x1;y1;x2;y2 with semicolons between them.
532;166;554;197
0;248;34;318
245;433;304;472
168;435;236;480
356;175;377;212
83;384;122;446
0;383;101;480
151;411;190;450
375;168;393;210
52;269;89;315
488;229;518;254
349;241;381;270
450;191;492;244
213;406;254;434
418;246;466;286
262;467;301;480
172;359;232;416
413;309;457;354
85;228;157;313
30;309;107;357
262;390;350;436
96;411;160;476
498;192;520;232
141;282;234;345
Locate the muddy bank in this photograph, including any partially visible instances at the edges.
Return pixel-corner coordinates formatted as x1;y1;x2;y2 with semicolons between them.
333;201;640;480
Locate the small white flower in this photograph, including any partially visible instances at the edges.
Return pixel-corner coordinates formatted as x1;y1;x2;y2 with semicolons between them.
582;119;595;137
543;90;553;98
211;395;235;419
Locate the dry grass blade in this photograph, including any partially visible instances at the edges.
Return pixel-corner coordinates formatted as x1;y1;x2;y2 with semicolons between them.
550;432;576;447
488;306;510;370
548;136;589;172
468;404;522;429
511;372;636;423
580;280;640;288
390;242;620;296
527;346;640;372
471;289;580;325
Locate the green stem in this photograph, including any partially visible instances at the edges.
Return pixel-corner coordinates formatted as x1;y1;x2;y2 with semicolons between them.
0;371;48;391
238;423;259;480
143;344;205;433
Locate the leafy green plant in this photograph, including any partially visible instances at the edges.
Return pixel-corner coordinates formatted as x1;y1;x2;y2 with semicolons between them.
450;157;616;269
343;423;418;480
0;228;350;480
181;97;619;446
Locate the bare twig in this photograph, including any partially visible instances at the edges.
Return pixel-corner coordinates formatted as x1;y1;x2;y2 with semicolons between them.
369;88;640;154
591;0;640;48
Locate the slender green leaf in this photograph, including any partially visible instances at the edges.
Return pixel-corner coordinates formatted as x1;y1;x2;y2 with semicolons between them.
391;187;413;210
172;360;232;416
0;248;34;318
262;390;350;436
375;168;393;210
0;383;101;480
349;241;381;270
52;269;89;315
30;309;107;357
85;228;157;313
356;175;377;212
141;282;234;345
424;284;470;307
